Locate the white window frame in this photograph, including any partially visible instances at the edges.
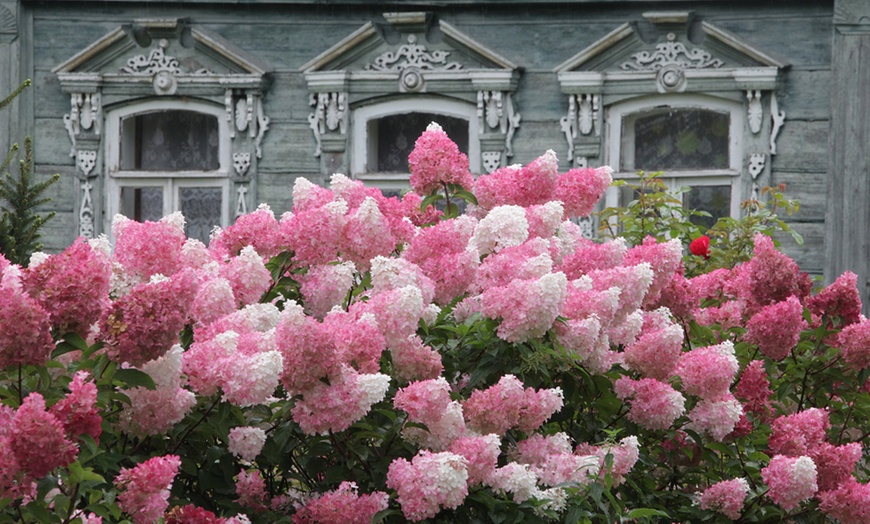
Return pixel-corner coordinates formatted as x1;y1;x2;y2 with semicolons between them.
604;94;743;220
351;97;480;193
104;99;231;234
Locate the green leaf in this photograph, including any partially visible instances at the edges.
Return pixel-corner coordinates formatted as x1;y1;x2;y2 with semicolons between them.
113;369;156;390
420;193;444;210
627;508;671;519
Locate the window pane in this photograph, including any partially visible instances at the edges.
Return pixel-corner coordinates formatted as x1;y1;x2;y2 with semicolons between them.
374;113;468;172
626;109;729;172
120;186;163;222
686;185;731;230
180;187;222;244
121;111;219;171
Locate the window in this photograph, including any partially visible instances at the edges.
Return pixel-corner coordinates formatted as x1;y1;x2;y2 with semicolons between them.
106;100;231;244
351;97;480;193
605;95;742;225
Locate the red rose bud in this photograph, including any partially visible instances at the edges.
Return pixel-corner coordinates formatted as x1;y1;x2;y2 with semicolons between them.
690;235;711;259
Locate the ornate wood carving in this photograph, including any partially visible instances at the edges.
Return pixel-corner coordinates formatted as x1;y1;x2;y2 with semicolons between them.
79;180;95;239
63;93;102;157
747;90;763;134
481;151;501;174
308;92;347;158
233;152;251;178
621;39;724;71
365;35;462;72
770;94;785;155
235;184;249;218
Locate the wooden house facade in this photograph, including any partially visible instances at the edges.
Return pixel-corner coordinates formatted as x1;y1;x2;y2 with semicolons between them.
0;0;865;297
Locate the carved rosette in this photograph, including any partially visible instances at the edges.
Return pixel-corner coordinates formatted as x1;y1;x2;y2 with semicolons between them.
308;92;348;158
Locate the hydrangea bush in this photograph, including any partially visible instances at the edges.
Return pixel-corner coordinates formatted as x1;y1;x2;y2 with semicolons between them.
1;122;869;523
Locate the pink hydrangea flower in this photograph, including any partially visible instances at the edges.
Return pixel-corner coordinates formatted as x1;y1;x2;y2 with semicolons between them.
164;505;224;524
291;366;390;435
744;296;807;361
575;436;640;485
512;433;599;487
119;346;197;437
23;237;112;337
191;277;237;327
351;285;425;349
553;316;602;364
280;200;347;266
402;215;478;304
292;481;389;524
389;335;443;383
836;318;870;369
558;237;627;280
818;477;870;524
113;213;187;282
0;270;54;369
623;237;684;308
323;310;386;374
676;341;739;400
471;205;530;256
686;394;744;442
407;122;473;196
463;375;563;435
734;360;773;420
209;204;282;259
115;455;181;524
623;323;683;380
220;246;271;307
235;469;268;511
554;165;612;219
653;271;699;319
613;376;685;431
768;408;830;457
813;442;862;492
479;272;567;343
588;263;654;324
386;451;468;522
101;271;196;366
740;234;809;311
807;271;863;326
448;434;501;486
697;478;750;520
9;393;77;478
292;177;334;213
525;202;564;239
228;427;267;462
50;371;102;443
394;377;453;425
761;455;817;511
341;197;398;271
299;262;356;318
276;304;342;395
472;238;553;293
402;400;467;451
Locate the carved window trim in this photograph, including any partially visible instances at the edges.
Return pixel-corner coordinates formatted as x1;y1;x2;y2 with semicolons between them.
104;99;232;235
603;94;743;219
351;97;480;191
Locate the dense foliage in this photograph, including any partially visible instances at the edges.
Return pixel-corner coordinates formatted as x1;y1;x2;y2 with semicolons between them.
0;122;868;523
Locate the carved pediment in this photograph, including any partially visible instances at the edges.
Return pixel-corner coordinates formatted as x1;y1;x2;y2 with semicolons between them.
53;19;272;96
301;13;519;95
555;12;788;94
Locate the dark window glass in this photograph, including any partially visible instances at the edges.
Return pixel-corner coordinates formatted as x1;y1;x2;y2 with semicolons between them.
686;185;731;230
121;111;219;171
180;187;223;244
119;186;163;222
371;113;468;173
625;108;729;172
